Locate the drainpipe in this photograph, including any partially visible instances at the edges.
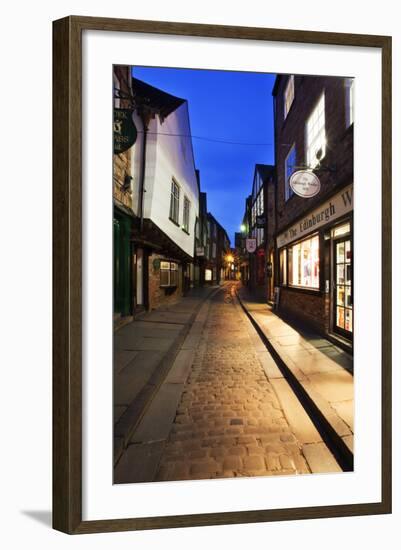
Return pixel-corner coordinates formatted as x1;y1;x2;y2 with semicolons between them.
139;114;148;234
273;94;279;288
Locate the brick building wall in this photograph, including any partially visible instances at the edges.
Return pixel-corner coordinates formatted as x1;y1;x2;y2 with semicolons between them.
113;65;135;318
279;289;326;334
275;75;353;234
148;253;183;310
266;178;276;245
274;74;353;346
265;178;276;301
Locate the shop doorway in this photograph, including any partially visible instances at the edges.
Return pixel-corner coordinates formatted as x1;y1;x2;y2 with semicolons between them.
332;229;352;338
113;214;132;317
268;249;275;302
134;247;145;310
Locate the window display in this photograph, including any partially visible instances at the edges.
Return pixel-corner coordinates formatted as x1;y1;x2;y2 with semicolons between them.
288;234;320;288
280;248;287;285
160;261;179;287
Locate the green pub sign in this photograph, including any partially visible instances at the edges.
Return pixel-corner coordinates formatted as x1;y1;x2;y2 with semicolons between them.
113;108;137;154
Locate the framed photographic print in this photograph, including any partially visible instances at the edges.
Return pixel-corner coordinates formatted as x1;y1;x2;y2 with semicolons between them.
53;16;392;534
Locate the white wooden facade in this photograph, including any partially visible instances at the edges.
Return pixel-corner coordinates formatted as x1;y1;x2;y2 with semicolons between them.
131;100;199;258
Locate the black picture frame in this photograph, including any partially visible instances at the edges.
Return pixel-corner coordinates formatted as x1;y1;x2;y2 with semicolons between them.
53;16;392;534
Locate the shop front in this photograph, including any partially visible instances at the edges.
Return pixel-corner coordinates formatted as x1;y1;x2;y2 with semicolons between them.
276;184;353;349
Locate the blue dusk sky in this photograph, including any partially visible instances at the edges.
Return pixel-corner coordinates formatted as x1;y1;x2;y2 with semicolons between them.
132;66;276;244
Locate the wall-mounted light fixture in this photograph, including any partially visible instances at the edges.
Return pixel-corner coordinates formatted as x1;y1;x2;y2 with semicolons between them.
123;174;133;191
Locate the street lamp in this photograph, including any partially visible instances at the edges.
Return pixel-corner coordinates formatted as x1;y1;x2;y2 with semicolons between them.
225;254;234;280
240;224;246;233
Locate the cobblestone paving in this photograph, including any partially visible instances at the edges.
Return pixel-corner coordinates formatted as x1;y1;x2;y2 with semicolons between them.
155;287;311;481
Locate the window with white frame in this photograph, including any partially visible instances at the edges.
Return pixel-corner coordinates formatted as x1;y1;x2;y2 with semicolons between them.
284;75;295;119
345;78;354;128
113;74;121;108
279;248;287;285
258;188;264;215
160;261;179;287
285;145;296;201
257;227;264;246
169;179;180;224
183;196;190;233
306;93;326;168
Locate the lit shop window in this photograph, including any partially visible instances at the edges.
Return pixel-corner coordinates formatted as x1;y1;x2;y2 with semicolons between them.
160;261;179;288
335;240;352;332
306;93;326;168
169;179;180;224
284;75;295;119
113;74;121;108
183;196;190;233
279;248;287;285
258;188;264;214
285;145;296;201
288;235;320;289
257;228;264;246
345;78;354;128
205;269;212;282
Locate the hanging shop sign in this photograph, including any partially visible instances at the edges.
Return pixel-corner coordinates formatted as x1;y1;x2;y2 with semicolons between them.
113;109;137;154
289;170;321;198
152;258;161;270
196;247;205;257
257;248;265;257
245;238;257;253
256;215;266;228
277;184;353;248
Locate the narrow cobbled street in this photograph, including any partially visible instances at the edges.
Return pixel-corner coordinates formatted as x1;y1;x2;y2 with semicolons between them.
154;283;310;481
111;68;356;486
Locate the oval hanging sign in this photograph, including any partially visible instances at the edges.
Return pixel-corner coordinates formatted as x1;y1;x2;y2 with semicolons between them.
113;109;137;154
289;170;321;198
